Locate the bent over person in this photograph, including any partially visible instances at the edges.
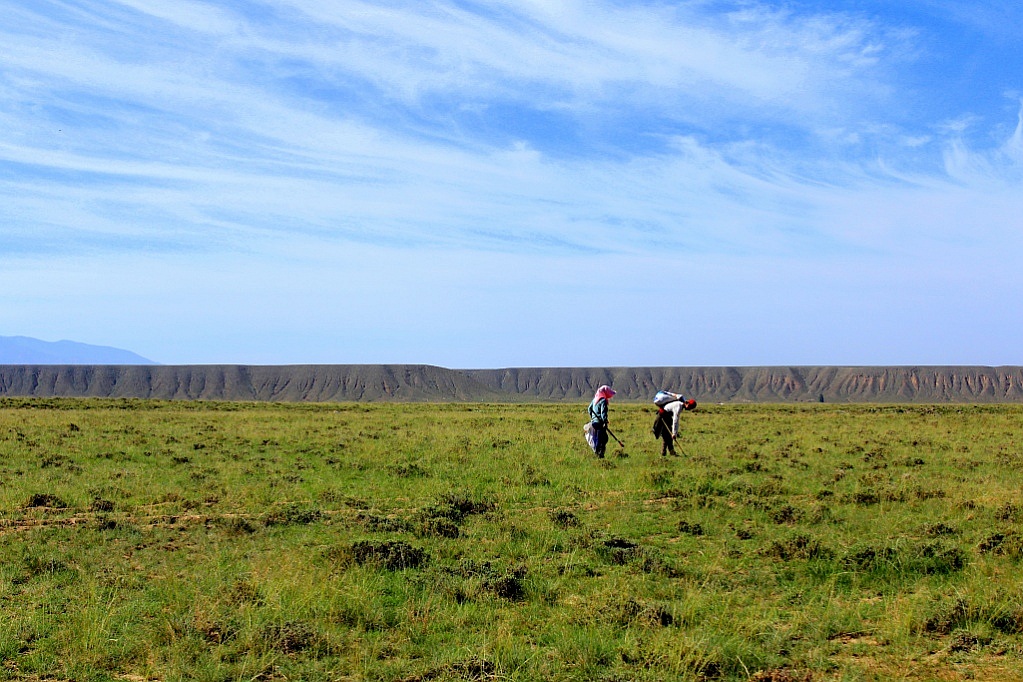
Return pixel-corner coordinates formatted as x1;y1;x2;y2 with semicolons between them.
652;391;696;457
588;385;616;457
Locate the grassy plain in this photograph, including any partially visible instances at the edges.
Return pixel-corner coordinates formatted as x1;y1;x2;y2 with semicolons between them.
1;399;1023;681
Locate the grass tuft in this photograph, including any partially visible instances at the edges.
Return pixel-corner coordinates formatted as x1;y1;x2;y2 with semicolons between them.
334;540;431;571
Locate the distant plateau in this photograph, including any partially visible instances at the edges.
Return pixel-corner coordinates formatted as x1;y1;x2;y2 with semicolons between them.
1;364;1022;403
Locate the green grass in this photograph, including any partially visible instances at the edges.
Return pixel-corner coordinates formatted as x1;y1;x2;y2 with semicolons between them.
2;399;1023;680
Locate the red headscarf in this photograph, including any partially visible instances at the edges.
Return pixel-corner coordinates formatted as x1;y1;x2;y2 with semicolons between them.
594;385;616;401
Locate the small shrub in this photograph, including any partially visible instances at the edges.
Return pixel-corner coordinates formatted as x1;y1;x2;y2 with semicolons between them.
921;597;1023;637
441;491;495;516
40;454;69;469
647;469;675;488
549;509;579;528
256;620;321;654
432;561;527;603
416;516;460;538
844;545;898;571
912;541;966;574
572;595;675;628
996;503;1021;522
595;536;641;565
93;517;118;531
977;532;1023;559
451;558;497;579
491;574;527;601
521;464;550;486
607;597;675;627
922;522;957;537
219;516;258;535
22;555;74;578
90;498;115;512
849;490;879;505
418;492;495;526
990;609;1023;635
946;631;983;653
846;541;965;576
978;532;1006;553
637;550;682;577
677;520;705;536
896;457;927;467
770;505;802;524
388;462;429;478
764;534;833;561
355;512;413;534
263;503;322;526
24;493;67;509
416;657;496;681
229;579;264;606
189;614;238;645
922;599;971;635
335;540;430;571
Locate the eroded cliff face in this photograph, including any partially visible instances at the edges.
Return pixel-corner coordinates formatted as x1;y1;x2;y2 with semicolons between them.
465;366;1023;403
1;365;1022;403
0;365;503;402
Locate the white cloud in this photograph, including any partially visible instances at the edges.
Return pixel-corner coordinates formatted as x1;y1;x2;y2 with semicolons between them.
1006;102;1023;161
243;0;901;124
107;0;241;35
941;104;1023;186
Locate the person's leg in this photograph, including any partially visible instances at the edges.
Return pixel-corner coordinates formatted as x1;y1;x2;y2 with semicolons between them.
596;426;608;457
659;415;672;456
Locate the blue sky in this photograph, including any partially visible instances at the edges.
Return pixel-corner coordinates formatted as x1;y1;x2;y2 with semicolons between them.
2;0;1021;367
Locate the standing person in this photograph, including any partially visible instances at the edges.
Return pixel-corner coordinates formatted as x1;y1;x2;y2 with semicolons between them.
652;391;696;457
588;385;616;458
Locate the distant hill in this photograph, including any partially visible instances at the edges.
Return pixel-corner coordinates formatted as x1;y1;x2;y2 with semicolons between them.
464;366;1023;403
1;364;1022;403
0;365;504;402
0;336;156;365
